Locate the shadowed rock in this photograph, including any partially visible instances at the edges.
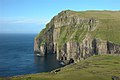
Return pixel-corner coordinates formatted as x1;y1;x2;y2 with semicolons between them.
112;76;120;80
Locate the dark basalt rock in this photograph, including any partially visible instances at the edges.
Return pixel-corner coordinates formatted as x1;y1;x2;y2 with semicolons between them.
112;76;120;80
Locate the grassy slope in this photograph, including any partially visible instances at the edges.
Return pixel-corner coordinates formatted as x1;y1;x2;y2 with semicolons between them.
36;10;120;47
5;55;120;80
70;10;120;44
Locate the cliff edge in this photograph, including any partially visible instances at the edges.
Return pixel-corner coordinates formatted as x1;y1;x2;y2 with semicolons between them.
34;10;120;62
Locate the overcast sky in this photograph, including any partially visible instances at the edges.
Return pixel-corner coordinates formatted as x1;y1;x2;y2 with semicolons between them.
0;0;120;33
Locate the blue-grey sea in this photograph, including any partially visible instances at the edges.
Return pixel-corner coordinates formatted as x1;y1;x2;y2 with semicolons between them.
0;34;62;77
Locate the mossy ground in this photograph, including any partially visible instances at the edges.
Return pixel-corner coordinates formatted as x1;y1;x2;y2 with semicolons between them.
1;55;120;80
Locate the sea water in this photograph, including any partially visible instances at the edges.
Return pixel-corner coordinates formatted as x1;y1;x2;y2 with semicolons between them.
0;34;62;77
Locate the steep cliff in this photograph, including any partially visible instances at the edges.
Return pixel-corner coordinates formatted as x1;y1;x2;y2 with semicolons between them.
34;10;120;62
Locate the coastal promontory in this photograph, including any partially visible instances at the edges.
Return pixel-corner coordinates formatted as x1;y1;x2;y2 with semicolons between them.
34;10;120;62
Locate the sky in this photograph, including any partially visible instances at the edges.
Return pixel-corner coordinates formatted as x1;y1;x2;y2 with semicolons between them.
0;0;120;34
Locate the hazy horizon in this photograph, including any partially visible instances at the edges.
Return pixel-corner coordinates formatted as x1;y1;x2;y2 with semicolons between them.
0;0;120;33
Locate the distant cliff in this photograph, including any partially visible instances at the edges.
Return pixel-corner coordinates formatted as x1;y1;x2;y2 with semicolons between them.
34;10;120;62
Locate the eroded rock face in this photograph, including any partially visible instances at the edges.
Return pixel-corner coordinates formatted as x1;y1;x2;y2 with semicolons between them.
107;42;120;54
51;11;98;32
34;39;40;53
34;10;120;61
96;39;108;54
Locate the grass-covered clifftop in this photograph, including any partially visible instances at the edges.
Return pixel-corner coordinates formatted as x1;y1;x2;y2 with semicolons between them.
5;55;120;80
73;10;120;44
36;10;120;44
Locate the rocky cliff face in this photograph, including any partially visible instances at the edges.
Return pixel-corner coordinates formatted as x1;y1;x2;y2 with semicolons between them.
34;10;120;62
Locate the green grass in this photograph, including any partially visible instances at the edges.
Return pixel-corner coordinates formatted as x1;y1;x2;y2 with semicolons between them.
35;10;120;50
92;18;120;44
4;55;120;80
68;10;120;44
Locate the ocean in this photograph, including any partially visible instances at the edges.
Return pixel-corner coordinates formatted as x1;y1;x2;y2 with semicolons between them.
0;34;62;77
